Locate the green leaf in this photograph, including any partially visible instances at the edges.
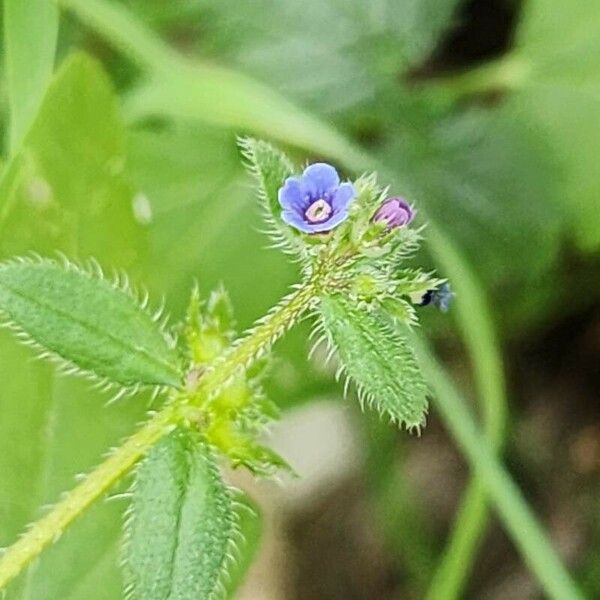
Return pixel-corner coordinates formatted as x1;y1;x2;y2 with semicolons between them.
237;137;302;254
4;0;59;152
0;52;147;263
318;293;428;429
125;428;236;600
0;53;151;600
0;259;181;388
180;0;460;118
61;0;364;165
224;493;262;599
383;105;563;291
513;0;600;250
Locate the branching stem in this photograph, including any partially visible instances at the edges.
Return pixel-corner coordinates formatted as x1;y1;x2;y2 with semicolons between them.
0;277;319;591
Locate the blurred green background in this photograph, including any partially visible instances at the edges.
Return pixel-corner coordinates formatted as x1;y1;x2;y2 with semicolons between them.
0;0;598;598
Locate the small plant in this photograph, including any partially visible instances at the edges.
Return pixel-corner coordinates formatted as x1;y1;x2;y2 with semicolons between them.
0;139;445;598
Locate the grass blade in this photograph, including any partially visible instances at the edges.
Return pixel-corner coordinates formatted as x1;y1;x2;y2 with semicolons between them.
424;224;508;600
412;333;583;600
4;0;59;153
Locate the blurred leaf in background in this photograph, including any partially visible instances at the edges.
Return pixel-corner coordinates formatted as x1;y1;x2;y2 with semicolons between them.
0;54;149;600
513;0;600;251
190;0;460;118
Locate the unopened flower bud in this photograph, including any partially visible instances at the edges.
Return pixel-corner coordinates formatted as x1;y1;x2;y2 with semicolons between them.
372;197;415;230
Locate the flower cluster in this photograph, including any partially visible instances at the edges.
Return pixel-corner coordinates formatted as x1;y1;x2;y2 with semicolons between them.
279;162;416;238
276;159;452;313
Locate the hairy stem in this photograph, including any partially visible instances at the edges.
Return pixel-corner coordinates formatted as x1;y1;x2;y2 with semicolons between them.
0;280;317;591
0;405;177;591
191;281;318;403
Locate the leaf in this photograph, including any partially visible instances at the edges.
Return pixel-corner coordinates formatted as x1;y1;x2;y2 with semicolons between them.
391;105;563;268
512;0;600;250
187;0;460;117
4;0;59;151
124;428;236;600
237;136;302;254
0;53;150;600
318;293;428;429
0;52;147;263
224;493;262;599
62;0;356;160
0;259;181;388
378;101;568;331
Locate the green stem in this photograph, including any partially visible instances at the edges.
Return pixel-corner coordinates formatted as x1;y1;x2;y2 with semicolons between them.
412;334;583;600
0;405;178;591
0;280;317;591
191;282;318;402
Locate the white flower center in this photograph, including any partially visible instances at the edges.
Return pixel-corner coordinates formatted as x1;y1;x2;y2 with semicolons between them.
305;199;332;223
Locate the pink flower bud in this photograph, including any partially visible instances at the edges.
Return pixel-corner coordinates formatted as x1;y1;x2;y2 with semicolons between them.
372;197;415;230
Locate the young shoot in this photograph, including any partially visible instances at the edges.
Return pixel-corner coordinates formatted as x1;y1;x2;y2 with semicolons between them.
0;139;449;599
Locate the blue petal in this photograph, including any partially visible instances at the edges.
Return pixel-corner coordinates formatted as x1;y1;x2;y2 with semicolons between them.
322;208;350;230
302;163;340;196
281;209;312;233
278;177;309;211
331;182;355;212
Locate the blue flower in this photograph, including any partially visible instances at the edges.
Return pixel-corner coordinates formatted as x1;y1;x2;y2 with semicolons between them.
419;283;454;312
278;163;355;233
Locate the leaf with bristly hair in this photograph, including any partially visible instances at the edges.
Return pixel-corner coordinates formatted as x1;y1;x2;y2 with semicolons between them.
224;493;263;598
237;136;305;255
124;428;237;600
0;258;182;389
317;293;428;430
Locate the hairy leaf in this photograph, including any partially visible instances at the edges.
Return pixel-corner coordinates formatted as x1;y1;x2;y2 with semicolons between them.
318;294;428;429
237;137;303;254
125;428;236;600
0;53;150;600
0;259;181;388
224;493;262;598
